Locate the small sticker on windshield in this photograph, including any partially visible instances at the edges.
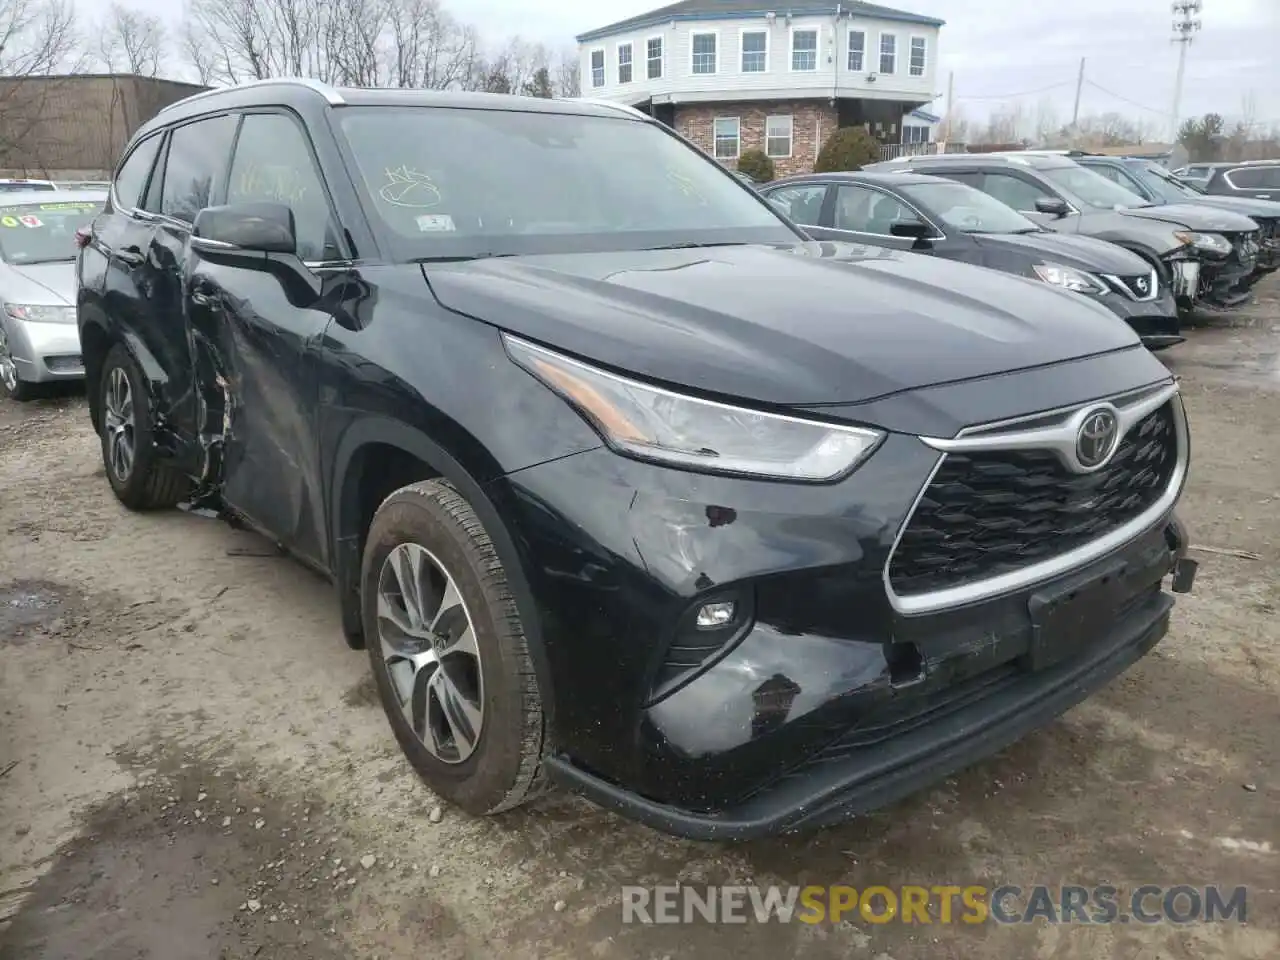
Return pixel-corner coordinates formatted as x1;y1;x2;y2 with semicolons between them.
416;214;455;233
19;215;41;228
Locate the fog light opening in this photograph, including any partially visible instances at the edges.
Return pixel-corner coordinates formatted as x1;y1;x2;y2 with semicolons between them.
695;601;736;630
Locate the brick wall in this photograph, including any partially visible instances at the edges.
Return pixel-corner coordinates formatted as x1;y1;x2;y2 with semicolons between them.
674;100;839;178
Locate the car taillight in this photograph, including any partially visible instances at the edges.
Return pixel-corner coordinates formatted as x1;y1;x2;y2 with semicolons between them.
75;227;92;248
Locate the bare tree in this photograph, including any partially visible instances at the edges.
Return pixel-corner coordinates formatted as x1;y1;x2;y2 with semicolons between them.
553;47;580;98
181;0;482;90
0;0;80;172
93;1;166;77
1033;97;1059;146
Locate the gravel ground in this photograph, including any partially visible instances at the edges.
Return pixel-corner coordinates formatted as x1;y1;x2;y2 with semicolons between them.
1;282;1277;960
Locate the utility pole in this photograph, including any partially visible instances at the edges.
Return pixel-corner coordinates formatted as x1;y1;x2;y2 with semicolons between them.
943;70;954;142
1170;0;1203;142
1071;57;1085;128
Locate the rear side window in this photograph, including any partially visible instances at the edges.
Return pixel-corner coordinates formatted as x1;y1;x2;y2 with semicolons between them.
113;135;162;210
159;115;239;222
1226;166;1280;189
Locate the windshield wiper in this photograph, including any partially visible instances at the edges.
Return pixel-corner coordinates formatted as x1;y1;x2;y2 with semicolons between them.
642;241;752;251
410;252;518;263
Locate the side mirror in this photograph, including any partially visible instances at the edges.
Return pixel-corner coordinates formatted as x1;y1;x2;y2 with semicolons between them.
1034;196;1071;218
190;202;321;306
890;220;935;249
192;202;297;255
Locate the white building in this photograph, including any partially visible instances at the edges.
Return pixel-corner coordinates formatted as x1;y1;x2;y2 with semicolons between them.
575;0;945;174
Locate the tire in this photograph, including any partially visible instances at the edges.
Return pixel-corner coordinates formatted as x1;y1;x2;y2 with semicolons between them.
98;343;191;510
361;479;545;816
0;324;38;401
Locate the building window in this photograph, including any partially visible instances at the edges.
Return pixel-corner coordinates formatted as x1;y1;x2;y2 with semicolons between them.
879;33;896;74
766;115;793;158
791;29;818;71
848;29;865;71
741;30;767;72
590;48;605;87
902;124;931;144
647;36;663;79
617;43;633;83
713;117;740;159
909;36;926;77
692;32;717;74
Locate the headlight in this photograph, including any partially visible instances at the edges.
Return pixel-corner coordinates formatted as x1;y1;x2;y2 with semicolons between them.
503;335;884;482
1174;231;1231;256
1032;263;1107;295
4;303;76;324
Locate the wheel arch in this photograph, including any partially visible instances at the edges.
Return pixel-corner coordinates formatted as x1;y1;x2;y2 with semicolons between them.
329;416;559;736
79;299;174;433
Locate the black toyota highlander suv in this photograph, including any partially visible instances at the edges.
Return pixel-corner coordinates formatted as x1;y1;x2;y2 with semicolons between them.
76;80;1197;840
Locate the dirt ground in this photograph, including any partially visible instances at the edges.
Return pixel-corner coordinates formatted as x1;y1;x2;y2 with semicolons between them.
1;283;1277;960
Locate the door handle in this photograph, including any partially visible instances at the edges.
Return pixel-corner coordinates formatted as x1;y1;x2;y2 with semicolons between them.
117;245;145;267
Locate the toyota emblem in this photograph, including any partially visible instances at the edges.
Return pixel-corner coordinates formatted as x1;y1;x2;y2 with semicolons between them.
1076;408;1119;469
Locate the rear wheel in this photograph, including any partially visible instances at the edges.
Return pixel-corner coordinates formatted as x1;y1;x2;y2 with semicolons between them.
0;325;37;401
98;343;191;510
362;479;545;816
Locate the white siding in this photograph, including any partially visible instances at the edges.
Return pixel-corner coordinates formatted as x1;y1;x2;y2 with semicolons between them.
578;13;940;105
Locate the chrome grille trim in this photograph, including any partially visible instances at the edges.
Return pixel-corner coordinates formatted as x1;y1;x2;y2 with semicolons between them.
883;381;1188;616
1101;268;1160;302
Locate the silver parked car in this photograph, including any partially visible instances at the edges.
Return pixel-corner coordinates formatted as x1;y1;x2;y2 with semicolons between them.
0;190;105;400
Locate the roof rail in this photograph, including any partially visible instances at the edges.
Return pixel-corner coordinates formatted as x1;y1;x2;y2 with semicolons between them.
563;97;649;120
160;77;345;114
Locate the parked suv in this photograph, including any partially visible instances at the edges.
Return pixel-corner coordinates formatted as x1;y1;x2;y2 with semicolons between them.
77;80;1197;839
1070;154;1280;276
759;171;1183;349
1200;160;1280;201
869;152;1261;310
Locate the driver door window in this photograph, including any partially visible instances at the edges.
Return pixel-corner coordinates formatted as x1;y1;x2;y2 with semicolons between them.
764;184;827;226
226;113;343;262
834;185;922;234
980;172;1050;213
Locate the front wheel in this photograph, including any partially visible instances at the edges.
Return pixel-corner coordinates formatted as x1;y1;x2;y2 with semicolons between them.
0;324;37;401
98;343;191;510
362;479;546;816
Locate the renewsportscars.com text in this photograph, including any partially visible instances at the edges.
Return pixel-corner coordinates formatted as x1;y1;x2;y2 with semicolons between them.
621;884;1248;925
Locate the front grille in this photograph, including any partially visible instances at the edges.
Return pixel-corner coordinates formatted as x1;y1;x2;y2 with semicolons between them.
888;402;1179;597
1229;231;1260;265
1112;271;1158;300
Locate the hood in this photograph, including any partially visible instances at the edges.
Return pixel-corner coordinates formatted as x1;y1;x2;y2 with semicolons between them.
971;230;1152;274
424;241;1141;407
0;260;75;306
1178;194;1280;220
1118;203;1258;232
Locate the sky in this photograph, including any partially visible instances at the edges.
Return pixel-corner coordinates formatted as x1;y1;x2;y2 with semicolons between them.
90;0;1280;138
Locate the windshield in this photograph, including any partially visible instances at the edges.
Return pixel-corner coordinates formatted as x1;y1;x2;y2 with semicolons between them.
899;180;1040;234
0;200;102;265
1041;165;1150;210
1133;163;1203;199
337;106;799;259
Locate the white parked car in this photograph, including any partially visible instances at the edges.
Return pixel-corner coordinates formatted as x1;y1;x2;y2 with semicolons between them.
0;178;58;194
0;190;106;400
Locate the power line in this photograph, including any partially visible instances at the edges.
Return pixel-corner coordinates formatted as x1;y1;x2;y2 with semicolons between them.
955;81;1074;102
1084;80;1167;115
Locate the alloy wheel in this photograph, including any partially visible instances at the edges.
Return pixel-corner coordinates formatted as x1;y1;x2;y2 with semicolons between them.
0;328;18;393
103;366;136;481
376;542;485;764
